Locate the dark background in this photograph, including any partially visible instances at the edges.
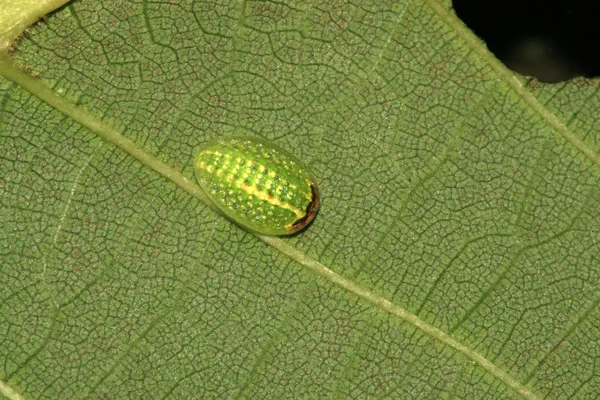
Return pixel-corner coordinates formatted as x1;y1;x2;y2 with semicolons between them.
453;0;600;83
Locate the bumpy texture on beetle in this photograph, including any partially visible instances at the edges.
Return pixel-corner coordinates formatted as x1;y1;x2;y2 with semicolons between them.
194;137;320;235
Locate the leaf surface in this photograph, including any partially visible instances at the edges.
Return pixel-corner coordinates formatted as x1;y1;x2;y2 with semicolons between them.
1;1;599;398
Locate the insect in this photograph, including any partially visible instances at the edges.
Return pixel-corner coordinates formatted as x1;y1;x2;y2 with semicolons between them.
194;136;320;236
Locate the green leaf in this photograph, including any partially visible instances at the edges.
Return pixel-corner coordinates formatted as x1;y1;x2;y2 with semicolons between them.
0;0;71;50
1;1;599;398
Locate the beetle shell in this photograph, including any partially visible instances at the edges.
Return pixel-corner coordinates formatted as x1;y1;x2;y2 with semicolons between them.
194;137;320;235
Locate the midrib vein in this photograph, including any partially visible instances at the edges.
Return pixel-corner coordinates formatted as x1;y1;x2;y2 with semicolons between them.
425;0;600;167
0;379;24;400
0;55;539;399
259;237;539;400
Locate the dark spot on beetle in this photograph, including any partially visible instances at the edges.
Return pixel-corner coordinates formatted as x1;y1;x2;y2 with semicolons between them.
291;184;320;231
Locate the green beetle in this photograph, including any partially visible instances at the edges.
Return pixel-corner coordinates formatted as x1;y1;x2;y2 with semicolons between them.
194;137;320;235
